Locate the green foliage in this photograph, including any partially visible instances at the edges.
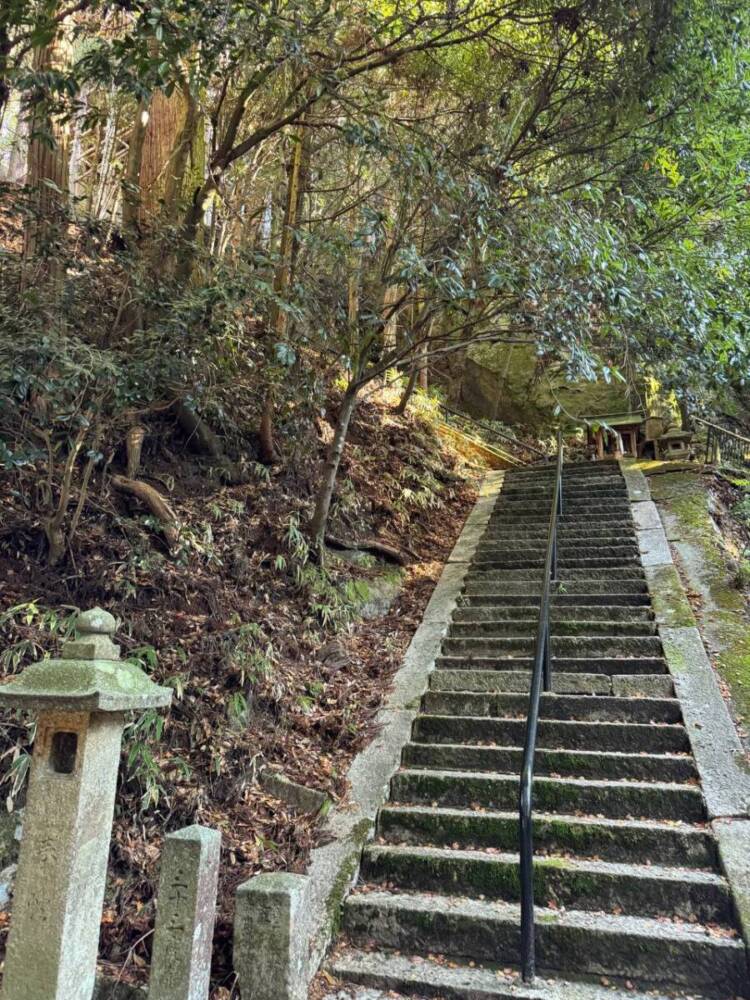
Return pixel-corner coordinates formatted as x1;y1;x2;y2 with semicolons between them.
0;602;77;673
2;0;750;561
124;708;167;813
224;621;275;686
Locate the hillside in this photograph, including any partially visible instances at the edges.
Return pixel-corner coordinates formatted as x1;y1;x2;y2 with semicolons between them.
0;390;477;989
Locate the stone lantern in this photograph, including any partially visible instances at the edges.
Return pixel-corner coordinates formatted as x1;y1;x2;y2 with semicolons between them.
0;607;172;1000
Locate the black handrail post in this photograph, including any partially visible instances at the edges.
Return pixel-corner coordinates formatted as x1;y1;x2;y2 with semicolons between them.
518;429;564;984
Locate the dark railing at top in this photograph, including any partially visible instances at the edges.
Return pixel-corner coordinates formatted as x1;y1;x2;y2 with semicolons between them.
696;417;750;470
438;403;549;464
519;428;563;984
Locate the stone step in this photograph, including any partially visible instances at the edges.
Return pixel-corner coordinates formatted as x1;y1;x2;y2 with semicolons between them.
360;845;733;923
434;655;668;675
421;691;681;724
428;670;674;699
328;948;697;1000
412;716;690;754
489;504;632;518
482;535;637;549
491;497;629;509
470;557;641;571
448;620;656;637
465;568;645;582
453;605;654;622
377;805;718;868
459;577;651;607
478;541;639;555
390;769;705;822
501;478;626;489
459;591;651;605
440;636;662;658
506;463;620;477
485;515;633;527
401;742;693;782
340;894;747;994
487;517;634;529
480;528;638;552
498;479;628;504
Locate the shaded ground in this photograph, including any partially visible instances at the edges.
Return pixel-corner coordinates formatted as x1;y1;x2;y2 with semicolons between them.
0;394;478;994
641;462;750;749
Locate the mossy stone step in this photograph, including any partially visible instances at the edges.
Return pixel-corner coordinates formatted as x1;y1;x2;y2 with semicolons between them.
328;948;692;1000
458;591;651;605
452;605;654;622
480;540;638;552
470;557;641;571
412;716;690;754
391;769;705;822
490;504;632;517
468;566;645;580
360;845;733;923
376;805;718;868
462;582;649;598
421;691;680;724
401;742;692;782
440;636;661;658
448;620;656;637
428;669;674;699
486;515;633;527
480;538;637;550
500;479;626;491
341;893;747;995
434;655;668;675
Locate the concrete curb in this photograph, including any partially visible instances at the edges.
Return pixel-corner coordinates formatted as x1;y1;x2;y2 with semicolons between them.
232;471;504;1000
621;460;750;961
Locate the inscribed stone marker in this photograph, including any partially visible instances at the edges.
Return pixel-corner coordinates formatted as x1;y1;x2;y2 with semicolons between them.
0;608;172;1000
149;825;221;1000
234;872;310;1000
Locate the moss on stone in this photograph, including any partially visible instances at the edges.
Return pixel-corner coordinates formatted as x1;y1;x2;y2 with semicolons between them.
648;471;750;735
648;564;696;628
324;818;374;936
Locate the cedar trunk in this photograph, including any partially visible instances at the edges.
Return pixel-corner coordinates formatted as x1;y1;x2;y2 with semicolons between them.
22;29;71;295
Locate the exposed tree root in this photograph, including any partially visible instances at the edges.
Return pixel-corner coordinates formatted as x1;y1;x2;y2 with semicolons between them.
111;474;180;548
325;533;413;565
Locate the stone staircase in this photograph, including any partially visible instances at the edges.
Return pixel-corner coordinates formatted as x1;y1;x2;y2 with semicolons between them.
327;461;749;999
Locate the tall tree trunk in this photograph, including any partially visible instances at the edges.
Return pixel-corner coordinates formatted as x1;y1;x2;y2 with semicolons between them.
123;81;201;229
310;387;358;550
117;79;202;338
258;123;309;464
21;24;71;297
121;97;149;231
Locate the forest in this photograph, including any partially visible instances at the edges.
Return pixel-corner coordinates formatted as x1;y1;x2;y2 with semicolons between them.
1;0;750;995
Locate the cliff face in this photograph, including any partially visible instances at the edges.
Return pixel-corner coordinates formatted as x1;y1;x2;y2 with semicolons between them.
459;341;639;432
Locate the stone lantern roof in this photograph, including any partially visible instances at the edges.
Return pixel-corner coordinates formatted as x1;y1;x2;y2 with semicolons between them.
0;608;172;713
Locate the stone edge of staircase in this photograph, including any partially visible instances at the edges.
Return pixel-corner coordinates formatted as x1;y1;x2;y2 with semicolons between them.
232;470;507;1000
620;459;750;961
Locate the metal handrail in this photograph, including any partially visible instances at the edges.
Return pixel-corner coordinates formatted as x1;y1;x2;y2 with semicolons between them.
694;416;750;446
438;403;549;461
694;417;750;468
519;427;563;984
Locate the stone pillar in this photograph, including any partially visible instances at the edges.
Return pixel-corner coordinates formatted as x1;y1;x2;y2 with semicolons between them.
149;825;221;1000
0;608;172;1000
234;872;310;1000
